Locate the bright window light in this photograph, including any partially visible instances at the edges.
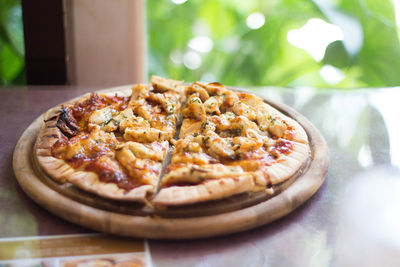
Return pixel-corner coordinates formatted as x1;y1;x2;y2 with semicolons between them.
358;145;373;167
171;0;187;5
188;36;213;53
170;50;183;64
287;18;344;61
394;0;400;27
183;51;201;69
246;12;265;30
320;64;345;85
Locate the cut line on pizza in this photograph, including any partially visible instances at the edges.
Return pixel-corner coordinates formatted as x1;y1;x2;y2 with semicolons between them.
35;76;310;206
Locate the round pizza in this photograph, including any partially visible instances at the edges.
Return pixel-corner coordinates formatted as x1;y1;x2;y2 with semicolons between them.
35;76;310;206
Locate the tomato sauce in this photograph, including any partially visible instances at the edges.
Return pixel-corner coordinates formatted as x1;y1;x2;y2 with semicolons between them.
84;158;141;191
269;139;294;158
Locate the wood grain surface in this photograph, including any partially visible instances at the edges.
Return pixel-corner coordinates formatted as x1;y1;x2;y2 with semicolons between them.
13;86;329;239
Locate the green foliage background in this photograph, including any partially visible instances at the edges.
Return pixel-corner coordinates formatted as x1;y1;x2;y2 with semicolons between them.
147;0;400;88
0;0;25;85
1;0;400;88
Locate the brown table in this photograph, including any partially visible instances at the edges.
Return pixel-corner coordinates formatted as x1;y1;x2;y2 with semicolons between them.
1;86;399;266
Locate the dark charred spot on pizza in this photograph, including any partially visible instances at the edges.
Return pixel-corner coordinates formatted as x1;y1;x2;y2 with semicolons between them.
56;107;80;138
44;115;58;122
152;83;162;92
45;134;59;138
166;181;200;187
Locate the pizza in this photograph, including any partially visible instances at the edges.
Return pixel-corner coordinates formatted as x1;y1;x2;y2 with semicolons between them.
35;76;310;206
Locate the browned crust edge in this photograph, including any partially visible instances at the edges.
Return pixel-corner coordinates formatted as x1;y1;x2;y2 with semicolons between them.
34;93;154;202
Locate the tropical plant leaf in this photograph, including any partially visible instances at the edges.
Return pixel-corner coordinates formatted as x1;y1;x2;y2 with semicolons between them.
146;0;400;88
0;0;25;85
0;42;23;83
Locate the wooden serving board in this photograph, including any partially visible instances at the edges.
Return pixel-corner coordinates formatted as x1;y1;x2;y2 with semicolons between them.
13;86;329;239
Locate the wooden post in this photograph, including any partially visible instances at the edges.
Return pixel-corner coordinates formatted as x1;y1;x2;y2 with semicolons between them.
22;0;67;85
64;0;146;87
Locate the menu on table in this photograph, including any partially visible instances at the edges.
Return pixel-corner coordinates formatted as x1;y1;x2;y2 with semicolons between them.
0;234;151;267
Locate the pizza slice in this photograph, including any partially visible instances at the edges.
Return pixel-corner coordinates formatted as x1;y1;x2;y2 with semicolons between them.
35;76;183;202
153;82;310;205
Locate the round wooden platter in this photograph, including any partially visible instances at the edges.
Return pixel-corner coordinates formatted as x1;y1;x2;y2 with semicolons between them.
13;85;329;239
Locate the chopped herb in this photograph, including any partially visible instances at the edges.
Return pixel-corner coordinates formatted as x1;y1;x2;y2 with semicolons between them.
190;98;201;104
102;117;113;126
201;120;209;130
167;105;175;115
221;128;241;137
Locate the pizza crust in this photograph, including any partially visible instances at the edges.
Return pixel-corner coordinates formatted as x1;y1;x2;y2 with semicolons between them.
153;175;260;206
266;142;309;184
36;109;70;183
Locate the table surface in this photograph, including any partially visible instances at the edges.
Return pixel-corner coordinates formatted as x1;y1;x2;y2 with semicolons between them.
1;85;400;267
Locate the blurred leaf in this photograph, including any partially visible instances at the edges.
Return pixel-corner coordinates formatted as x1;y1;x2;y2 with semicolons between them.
148;0;400;89
323;40;352;68
0;0;25;85
335;0;400;86
0;0;24;56
0;42;23;83
198;1;236;38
